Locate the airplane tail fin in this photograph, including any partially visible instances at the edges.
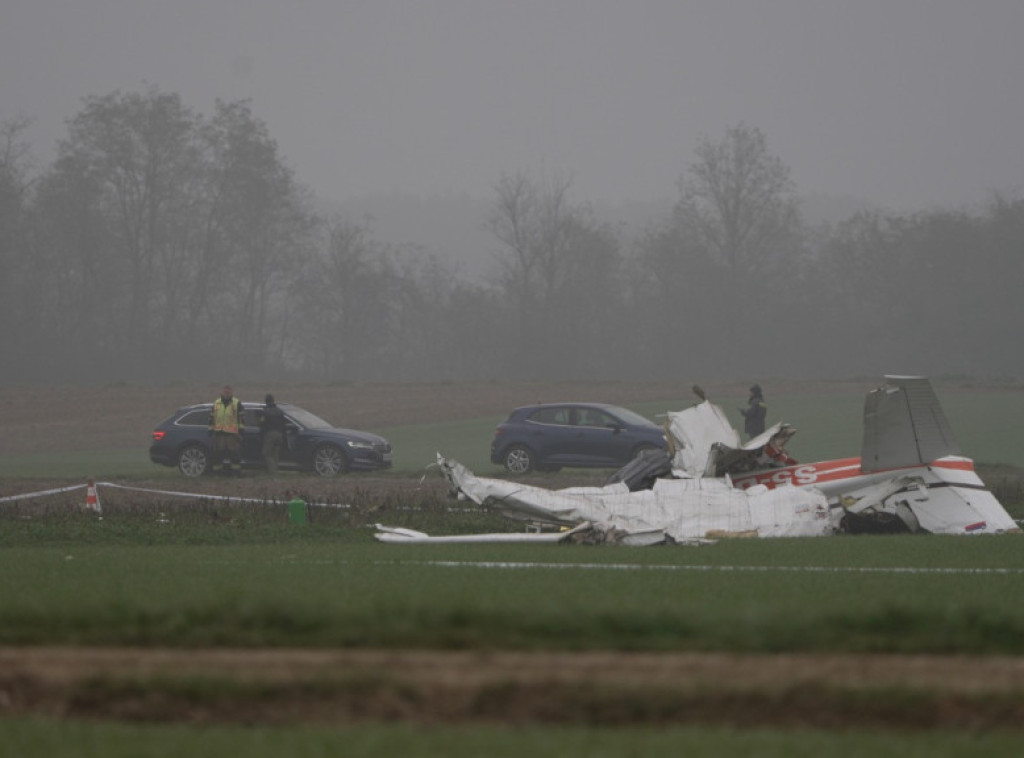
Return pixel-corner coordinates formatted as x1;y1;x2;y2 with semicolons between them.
860;376;962;472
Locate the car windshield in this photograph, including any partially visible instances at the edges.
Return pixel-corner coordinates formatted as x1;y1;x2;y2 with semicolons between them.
284;407;333;429
608;407;655;427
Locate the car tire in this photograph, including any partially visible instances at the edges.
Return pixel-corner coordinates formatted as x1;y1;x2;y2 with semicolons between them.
178;444;209;478
312;444;349;477
503;445;535;474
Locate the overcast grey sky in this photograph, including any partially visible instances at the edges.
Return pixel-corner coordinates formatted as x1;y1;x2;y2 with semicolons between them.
4;0;1023;212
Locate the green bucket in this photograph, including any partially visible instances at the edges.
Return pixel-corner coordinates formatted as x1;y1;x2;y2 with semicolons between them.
287;498;307;525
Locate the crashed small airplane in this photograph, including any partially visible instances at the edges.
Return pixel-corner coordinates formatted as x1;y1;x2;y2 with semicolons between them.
375;376;1019;545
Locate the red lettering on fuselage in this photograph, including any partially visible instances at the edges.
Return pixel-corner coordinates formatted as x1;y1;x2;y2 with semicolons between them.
735;458;864;490
733;456;975;492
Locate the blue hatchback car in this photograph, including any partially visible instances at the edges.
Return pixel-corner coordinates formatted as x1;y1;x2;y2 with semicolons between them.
150;401;392;477
490;402;667;474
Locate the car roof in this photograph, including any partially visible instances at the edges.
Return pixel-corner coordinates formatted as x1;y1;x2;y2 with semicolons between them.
174;401;298;412
513;402;621;412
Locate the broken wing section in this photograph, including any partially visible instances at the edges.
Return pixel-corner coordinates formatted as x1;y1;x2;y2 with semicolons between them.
861;375;962;472
437;453;836;542
374;522;584;544
373;521;676;546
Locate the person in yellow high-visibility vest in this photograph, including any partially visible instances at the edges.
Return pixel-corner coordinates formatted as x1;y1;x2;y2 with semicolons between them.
209;385;244;475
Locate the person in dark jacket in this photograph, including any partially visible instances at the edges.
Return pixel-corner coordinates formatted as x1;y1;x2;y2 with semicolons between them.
739;384;767;439
258;393;287;474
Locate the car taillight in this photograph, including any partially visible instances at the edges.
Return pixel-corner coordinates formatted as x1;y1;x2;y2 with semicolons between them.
152;430;166;441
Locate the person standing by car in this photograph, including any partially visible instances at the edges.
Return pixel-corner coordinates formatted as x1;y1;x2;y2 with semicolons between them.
209;385;244;475
739;384;767;439
258;393;287;475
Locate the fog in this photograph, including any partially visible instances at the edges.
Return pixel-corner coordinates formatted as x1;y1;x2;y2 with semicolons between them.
7;1;1023;208
2;1;1023;385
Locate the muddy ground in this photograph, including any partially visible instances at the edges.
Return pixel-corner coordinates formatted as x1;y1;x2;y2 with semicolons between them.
5;378;884;457
4;379;1024;728
3;647;1024;729
8;375;1018;458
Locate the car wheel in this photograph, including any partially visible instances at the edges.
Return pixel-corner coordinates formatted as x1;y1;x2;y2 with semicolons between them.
312;444;349;477
178;444;209;477
503;445;535;474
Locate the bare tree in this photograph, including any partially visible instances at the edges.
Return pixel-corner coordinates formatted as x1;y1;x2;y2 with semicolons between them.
0;117;35;378
676;124;801;281
197;99;316;373
18;89;315;382
630;216;726;376
291;216;399;381
44;88;202;373
485;171;596;374
671;124;803;371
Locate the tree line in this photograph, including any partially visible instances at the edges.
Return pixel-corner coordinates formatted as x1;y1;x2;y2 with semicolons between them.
1;89;1022;386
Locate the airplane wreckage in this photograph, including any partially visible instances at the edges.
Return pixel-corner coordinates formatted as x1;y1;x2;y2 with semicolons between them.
375;376;1019;546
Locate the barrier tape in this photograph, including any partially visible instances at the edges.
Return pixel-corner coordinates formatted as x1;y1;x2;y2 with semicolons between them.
0;483;86;503
1;481;350;509
97;481;353;509
5;482;1019;526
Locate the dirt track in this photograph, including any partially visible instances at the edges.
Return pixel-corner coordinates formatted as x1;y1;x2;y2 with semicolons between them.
7;379;876;457
4;647;1024;728
9;376;1018;459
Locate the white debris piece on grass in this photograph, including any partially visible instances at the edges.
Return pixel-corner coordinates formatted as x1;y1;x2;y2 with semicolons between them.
435;454;836;543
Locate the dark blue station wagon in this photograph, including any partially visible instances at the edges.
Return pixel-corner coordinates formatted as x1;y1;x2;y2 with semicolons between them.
150;401;392;477
490;402;667;474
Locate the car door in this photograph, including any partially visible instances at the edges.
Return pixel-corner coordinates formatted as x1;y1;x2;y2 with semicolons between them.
239;407;265;465
246;407;303;470
570;407;632;466
277;416;302;469
524;406;577;464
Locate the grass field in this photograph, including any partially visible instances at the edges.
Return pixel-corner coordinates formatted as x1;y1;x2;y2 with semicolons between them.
3;527;1024;653
3;503;1024;752
3;382;1024;753
3;719;1023;758
2;508;1024;752
2;493;1024;651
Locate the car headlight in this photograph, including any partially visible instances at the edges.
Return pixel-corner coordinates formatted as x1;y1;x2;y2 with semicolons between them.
345;440;375;450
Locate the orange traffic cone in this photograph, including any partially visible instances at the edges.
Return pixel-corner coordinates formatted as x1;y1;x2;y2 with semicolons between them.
85;479;102;514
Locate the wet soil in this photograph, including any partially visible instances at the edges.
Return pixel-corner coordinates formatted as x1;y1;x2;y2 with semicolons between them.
4;647;1024;728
